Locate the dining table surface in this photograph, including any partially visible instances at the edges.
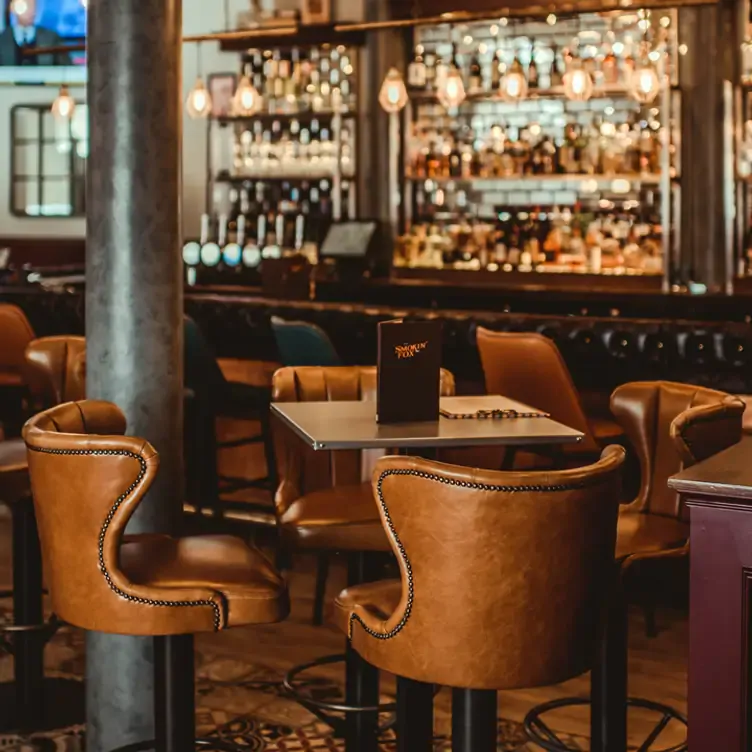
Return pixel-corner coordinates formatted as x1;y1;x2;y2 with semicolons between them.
271;394;584;451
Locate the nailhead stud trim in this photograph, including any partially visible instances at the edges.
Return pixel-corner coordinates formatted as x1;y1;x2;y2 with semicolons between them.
26;445;222;631
348;468;591;642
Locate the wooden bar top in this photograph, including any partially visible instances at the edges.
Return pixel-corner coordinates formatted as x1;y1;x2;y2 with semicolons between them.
668;436;752;501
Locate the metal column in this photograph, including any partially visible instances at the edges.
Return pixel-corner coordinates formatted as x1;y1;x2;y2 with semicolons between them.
85;1;183;750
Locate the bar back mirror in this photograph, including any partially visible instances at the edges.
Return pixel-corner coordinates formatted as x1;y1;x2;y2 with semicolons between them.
10;103;88;218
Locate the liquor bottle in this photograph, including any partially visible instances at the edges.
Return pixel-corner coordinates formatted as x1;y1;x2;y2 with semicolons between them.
468;51;483;93
424;50;437;91
408;44;428;89
491;47;503;90
549;42;562;87
528;40;539;89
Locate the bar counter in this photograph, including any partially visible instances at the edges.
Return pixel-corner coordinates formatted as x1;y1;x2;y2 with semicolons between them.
2;277;751;405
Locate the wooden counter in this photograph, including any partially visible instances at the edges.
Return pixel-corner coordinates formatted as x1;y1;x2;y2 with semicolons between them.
668;436;752;752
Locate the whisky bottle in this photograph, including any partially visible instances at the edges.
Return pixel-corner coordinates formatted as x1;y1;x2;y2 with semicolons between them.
528;40;539;89
468;51;483;93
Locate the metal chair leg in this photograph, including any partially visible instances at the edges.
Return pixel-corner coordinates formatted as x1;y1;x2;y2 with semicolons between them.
397;676;433;752
312;553;330;626
451;688;497;752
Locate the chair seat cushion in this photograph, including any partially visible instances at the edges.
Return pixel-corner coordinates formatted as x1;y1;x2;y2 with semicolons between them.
0;438;28;505
120;534;289;627
333;579;402;637
616;512;689;561
279;482;390;553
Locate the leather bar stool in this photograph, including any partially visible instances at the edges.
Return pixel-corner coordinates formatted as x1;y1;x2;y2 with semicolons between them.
0;335;87;731
272;365;454;750
23;400;289;752
333;447;626;752
476;328;624;465
23;335;87;408
524;382;744;752
0;304;35;437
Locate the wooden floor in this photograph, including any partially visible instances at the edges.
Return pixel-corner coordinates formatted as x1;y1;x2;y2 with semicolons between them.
0;508;689;751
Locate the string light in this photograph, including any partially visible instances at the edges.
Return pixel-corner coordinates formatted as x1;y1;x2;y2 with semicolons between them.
378;67;408;113
51;85;75;121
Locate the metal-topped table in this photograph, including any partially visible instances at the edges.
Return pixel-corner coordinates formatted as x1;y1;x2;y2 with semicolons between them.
271;395;584;451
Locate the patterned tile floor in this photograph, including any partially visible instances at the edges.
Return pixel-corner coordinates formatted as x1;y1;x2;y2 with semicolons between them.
0;615;590;752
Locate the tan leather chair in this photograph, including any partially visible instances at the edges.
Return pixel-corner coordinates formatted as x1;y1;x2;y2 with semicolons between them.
23;336;86;408
0;304;35;437
476;327;623;457
612;381;745;566
273;366;455;560
333;447;625;751
0;304;35;388
522;383;743;752
23;400;288;747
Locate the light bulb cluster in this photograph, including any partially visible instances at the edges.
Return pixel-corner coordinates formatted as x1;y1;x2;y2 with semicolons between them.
378;34;664;112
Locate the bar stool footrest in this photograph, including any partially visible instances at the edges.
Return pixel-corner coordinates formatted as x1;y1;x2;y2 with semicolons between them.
523;696;687;752
283;653;397;736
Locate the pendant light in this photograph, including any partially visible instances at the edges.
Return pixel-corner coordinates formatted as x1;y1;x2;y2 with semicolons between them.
437;44;466;110
629;42;661;104
499;55;528;101
232;73;261;117
437;65;466;109
185;44;213;119
378;67;408;113
562;59;594;102
562;27;593;102
498;23;527;102
51;84;75;121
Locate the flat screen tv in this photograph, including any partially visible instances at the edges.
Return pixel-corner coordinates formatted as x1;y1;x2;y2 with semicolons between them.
0;0;85;84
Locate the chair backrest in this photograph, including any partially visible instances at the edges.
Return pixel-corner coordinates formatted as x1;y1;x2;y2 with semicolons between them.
24;336;87;406
271;365;455;514
270;316;341;367
22;400;222;635
611;381;744;518
476;327;599;452
0;304;35;382
348;446;625;690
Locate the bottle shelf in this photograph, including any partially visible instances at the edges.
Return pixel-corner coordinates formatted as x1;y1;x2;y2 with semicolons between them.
215;110;344;124
216;172;350;183
405;173;663;188
409;84;680;106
